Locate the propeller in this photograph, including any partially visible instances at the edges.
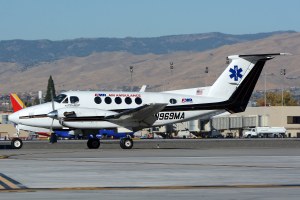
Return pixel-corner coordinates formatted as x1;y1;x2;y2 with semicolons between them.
49;90;57;143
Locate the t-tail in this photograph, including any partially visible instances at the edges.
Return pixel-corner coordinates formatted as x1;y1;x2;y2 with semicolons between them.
10;93;26;112
207;53;290;113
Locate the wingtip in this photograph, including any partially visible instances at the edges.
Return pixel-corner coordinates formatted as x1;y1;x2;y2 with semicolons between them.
280;52;292;56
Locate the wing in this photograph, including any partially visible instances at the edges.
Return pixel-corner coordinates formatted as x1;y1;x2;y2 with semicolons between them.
106;103;168;128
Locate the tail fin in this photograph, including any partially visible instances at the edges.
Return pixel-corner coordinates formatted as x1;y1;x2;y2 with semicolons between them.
208;53;289;113
10;93;26;112
208;54;281;99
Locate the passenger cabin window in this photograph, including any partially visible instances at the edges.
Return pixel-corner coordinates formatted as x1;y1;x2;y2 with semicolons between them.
70;96;79;104
125;97;132;104
94;97;102;104
54;94;67;103
135;97;142;105
115;97;122;104
105;97;112;104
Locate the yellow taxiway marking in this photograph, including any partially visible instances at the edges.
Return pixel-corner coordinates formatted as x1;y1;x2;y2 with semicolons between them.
0;173;27;190
0;155;9;159
0;176;18;189
1;184;300;192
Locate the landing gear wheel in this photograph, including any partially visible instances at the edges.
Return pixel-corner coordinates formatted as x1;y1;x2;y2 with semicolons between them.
87;138;100;149
120;138;133;149
11;138;23;149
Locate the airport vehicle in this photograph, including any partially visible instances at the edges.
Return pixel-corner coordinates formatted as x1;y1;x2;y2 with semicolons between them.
97;129;134;139
209;130;224;138
243;127;286;138
197;130;224;138
8;53;288;149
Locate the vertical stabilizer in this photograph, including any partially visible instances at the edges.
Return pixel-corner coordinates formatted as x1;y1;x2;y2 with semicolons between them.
10;93;26;112
207;54;285;100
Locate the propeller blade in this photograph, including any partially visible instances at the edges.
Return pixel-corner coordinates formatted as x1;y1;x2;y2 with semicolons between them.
50;118;54;133
51;90;55;111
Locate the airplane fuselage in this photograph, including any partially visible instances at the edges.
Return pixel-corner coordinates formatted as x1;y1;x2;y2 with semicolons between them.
10;90;223;130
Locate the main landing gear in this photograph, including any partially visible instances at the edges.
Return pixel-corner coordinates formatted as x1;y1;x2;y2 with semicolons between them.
87;137;133;149
120;137;133;149
87;138;101;149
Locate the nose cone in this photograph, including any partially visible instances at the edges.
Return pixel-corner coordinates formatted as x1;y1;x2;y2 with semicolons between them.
9;112;19;124
47;110;58;119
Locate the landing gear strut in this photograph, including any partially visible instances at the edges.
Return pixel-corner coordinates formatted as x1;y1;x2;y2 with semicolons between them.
120;137;133;149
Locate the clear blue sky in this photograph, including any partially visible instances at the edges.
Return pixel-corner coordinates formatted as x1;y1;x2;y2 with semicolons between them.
0;0;299;40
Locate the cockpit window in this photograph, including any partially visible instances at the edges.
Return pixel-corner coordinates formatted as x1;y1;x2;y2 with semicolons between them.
70;96;79;104
54;94;67;103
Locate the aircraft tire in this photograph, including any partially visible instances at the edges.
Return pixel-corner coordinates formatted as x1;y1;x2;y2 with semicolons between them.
11;138;23;149
120;138;133;149
87;138;100;149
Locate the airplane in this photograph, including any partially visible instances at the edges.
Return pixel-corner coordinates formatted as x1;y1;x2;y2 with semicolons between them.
8;53;288;149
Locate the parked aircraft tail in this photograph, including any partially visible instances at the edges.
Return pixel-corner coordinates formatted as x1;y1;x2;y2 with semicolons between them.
10;93;26;112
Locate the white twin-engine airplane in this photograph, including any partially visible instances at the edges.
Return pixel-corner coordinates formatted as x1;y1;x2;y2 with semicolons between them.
8;53;287;149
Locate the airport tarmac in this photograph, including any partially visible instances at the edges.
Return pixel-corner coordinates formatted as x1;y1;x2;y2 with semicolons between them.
1;143;300;200
1;138;300;149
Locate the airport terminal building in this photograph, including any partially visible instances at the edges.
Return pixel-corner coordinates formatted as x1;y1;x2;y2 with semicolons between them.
200;106;300;138
164;106;300;138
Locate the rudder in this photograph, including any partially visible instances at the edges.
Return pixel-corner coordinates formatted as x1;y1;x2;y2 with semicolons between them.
10;93;26;112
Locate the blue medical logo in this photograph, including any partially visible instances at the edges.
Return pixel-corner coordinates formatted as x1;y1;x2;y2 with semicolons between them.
182;98;193;103
229;65;243;81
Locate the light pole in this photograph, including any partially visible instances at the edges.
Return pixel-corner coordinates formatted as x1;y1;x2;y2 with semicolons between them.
129;66;133;82
205;66;208;86
170;62;174;76
264;71;266;107
262;72;275;106
280;68;286;106
129;66;133;90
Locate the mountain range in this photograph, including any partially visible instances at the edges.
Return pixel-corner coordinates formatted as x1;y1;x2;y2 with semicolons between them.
0;31;299;95
0;31;295;66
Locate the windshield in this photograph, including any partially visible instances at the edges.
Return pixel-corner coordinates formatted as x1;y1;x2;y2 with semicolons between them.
54;94;67;103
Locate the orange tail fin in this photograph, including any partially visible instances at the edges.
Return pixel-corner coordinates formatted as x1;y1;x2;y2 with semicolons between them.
10;93;26;112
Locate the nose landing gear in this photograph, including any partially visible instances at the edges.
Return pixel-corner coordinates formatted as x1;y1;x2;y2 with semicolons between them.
11;138;23;149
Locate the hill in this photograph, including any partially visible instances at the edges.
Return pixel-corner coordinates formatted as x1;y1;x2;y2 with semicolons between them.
0;31;299;95
0;31;294;66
